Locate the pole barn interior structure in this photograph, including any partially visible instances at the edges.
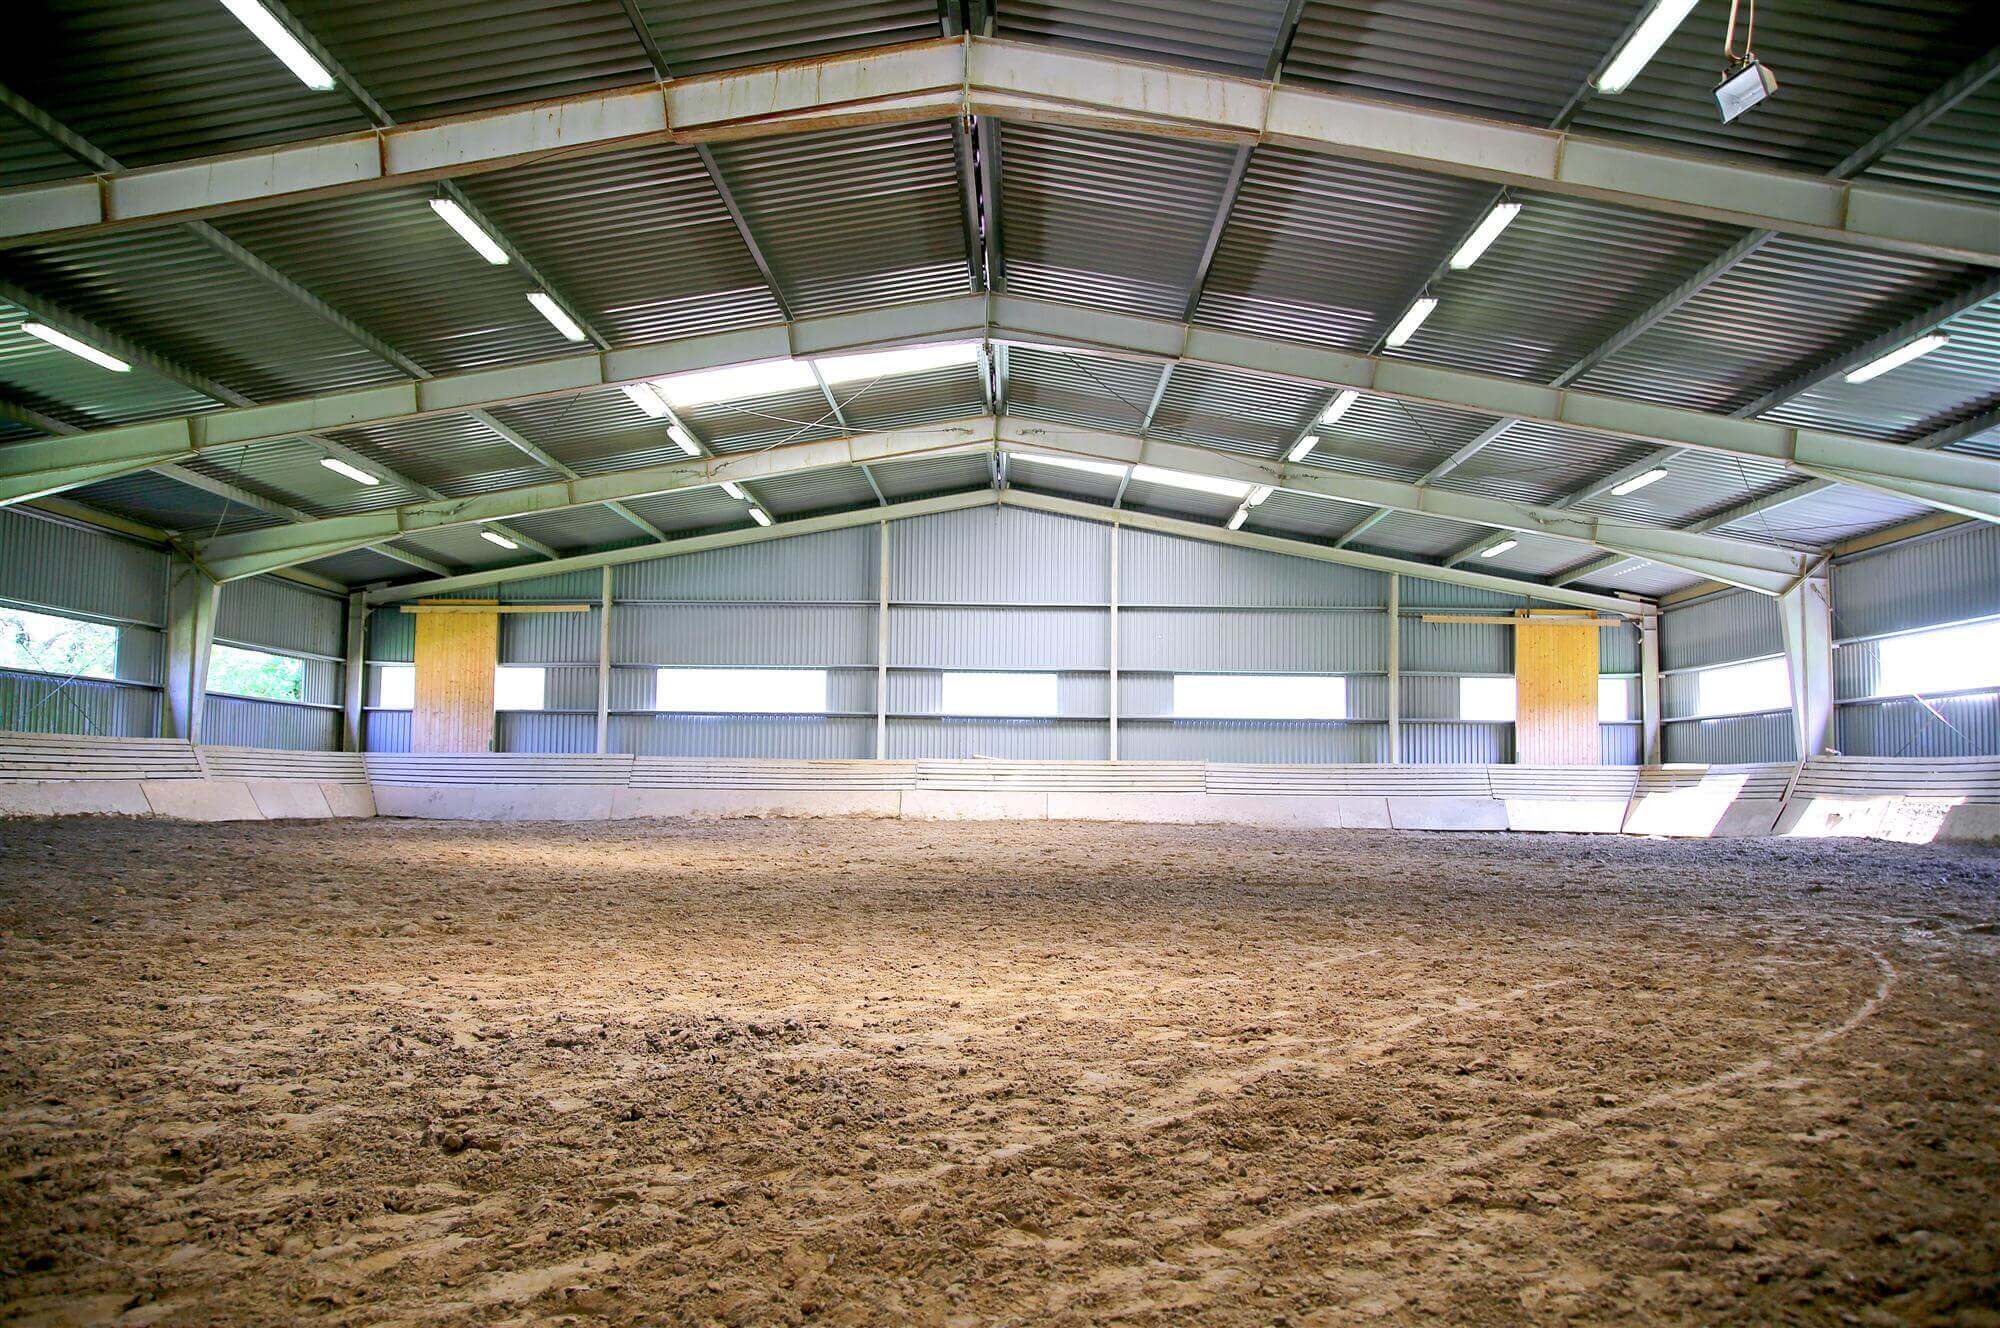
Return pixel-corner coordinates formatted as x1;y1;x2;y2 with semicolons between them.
2;1;1999;1322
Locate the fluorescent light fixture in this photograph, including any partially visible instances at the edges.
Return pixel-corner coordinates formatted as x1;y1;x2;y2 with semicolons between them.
1609;467;1669;497
1477;538;1519;559
1247;484;1274;507
1594;0;1699;94
1383;297;1438;349
815;341;980;386
1130;465;1252;499
428;198;508;265
657;358;819;408
318;457;380;486
620;382;671;418
1013;451;1128;479
667;424;700;457
1448;202;1523;270
748;507;773;527
19;323;130;372
720;481;746;500
220;0;336;90
1844;334;1950;384
480;529;520;550
1287;434;1320;463
1226;507;1249;531
526;292;586;342
1319;390;1360;427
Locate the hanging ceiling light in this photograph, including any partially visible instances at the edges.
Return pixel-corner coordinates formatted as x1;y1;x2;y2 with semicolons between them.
1477;538;1519;558
526;292;586;342
1844;334;1949;384
20;323;130;372
1383;297;1439;349
1609;468;1669;497
1448;202;1523;270
319;457;380;486
480;529;520;550
219;0;336;90
1594;0;1700;94
428;198;509;265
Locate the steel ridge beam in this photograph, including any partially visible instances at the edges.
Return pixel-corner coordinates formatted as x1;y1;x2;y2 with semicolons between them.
363;488;1000;604
5;38;1997;268
996;490;1648;617
192;418;998;581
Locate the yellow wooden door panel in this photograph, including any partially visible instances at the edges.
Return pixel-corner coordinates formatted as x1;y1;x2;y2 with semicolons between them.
1515;621;1599;766
412;607;498;753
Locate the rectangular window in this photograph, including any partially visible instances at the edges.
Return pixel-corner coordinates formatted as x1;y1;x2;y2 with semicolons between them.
1877;619;2000;697
208;643;305;701
494;666;546;711
0;606;117;680
1174;674;1346;720
1598;677;1632;723
941;671;1059;717
1460;676;1517;722
377;664;415;709
656;668;828;714
1694;656;1790;717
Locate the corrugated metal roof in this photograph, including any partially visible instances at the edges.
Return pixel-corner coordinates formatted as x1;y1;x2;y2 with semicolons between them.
0;301;219;429
181;436;431;515
1861;78;2000;203
836;363;988;431
1148;362;1322;458
614;484;755;535
319;413;560;499
1241;488;1372;542
1297;394;1495;480
1571;559;1703;598
637;0;941;75
867;451;991;499
499;502;653;552
300;547;425;584
999;0;1295;77
1001;346;1160;432
0;107;89;186
1763;293;2000;443
997;123;1240;319
1574;448;1795;530
66;471;281;536
1349;508;1492;559
1711;483;1933;549
747;465;880;516
486;385;693;476
1436;420;1654;507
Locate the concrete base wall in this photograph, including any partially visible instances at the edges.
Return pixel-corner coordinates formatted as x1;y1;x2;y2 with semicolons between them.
371;784;618;821
1504;799;1629;834
0;780;153;817
141;779;263;821
1386;797;1511;832
611;788;902;820
1777;795;1995;845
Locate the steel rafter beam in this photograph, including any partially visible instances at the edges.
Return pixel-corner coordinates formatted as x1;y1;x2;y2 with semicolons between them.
6;38;1998;268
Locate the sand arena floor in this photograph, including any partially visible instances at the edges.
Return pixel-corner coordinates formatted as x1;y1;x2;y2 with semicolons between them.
1;816;1997;1326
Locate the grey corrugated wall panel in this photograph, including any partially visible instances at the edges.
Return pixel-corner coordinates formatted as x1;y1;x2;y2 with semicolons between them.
0;671;157;737
117;630;164;687
368;608;415;663
1663;714;1797;764
201;696;340;751
542;667;600;713
1600;725;1642;767
364;709;410;752
500;570;605;602
1400;619;1511;675
1120;609;1385;672
1831;523;2000;641
1599;625;1641;674
617;604;875;666
1397;579;1529;610
617;527;876;601
1001;0;1293;77
216;577;345;659
891;607;1106;669
888;669;1107;717
502;609;602;666
1400;673;1486;721
496;712;595;754
1837;694;2000;758
1118;720;1388;763
1834;641;1879;704
0;508;167;625
887;718;1110;760
1661;590;1785;673
614;715;874;758
893;508;1108;604
608;667;658;711
1402;722;1512;764
1118;527;1384;606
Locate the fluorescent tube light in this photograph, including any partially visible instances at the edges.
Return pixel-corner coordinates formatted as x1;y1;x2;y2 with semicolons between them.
1594;0;1700;94
667;424;700;457
428;198;508;265
20;323;130;372
1383;297;1438;349
748;507;773;527
318;457;380;486
1477;539;1519;559
1013;452;1127;479
526;292;586;342
1609;467;1669;497
657;359;819;408
1448;202;1523;270
1287;435;1320;463
1843;334;1950;384
480;529;520;550
1319;390;1360;426
620;382;670;418
816;341;980;386
1130;464;1252;499
720;481;746;500
220;0;336;90
1227;507;1249;531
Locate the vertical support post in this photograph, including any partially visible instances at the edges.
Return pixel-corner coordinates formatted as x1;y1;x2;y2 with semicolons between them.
1108;521;1120;761
163;555;219;743
341;592;366;752
876;520;890;760
595;566;613;754
1639;616;1662;765
1779;567;1836;759
1386;574;1401;764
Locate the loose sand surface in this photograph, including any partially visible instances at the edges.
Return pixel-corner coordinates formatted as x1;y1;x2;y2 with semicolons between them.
2;817;1997;1326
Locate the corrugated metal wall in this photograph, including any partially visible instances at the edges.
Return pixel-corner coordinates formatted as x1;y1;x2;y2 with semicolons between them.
1659;587;1796;764
205;575;347;750
0;508;166;737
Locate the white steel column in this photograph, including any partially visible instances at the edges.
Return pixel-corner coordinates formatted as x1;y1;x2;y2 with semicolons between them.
1108;521;1120;761
1639;617;1663;765
1386;574;1402;764
163;554;218;742
1779;567;1837;758
595;566;613;754
876;520;890;760
341;592;366;752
